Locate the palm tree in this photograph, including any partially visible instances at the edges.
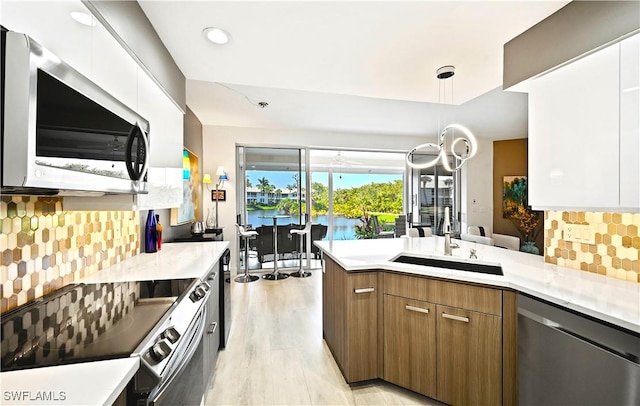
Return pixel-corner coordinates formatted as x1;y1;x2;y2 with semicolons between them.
246;176;252;187
286;173;299;192
257;177;271;194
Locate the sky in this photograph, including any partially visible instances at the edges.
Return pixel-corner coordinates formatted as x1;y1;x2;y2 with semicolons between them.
246;170;402;190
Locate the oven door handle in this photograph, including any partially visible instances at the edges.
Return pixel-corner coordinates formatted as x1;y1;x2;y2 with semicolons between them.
148;306;207;405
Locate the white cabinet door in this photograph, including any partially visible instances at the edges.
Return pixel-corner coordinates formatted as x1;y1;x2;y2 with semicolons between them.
528;43;620;209
1;1;92;79
91;23;139;111
135;69;184;210
619;34;640;210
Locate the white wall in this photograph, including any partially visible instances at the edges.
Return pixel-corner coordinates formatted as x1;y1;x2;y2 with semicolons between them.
203;125;494;271
460;139;494;234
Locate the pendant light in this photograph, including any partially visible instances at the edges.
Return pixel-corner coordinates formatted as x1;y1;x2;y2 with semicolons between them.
406;65;478;171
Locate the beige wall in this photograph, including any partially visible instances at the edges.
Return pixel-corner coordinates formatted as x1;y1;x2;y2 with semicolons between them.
492;138;543;253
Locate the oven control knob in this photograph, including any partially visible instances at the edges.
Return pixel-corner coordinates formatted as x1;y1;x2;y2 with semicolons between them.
149;340;171;362
189;284;208;302
161;327;180;344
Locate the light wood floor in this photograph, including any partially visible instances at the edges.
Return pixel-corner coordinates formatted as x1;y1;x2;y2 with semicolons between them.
204;267;443;405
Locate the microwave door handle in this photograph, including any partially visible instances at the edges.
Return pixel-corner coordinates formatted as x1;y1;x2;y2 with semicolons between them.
125;124;149;181
138;124;149;180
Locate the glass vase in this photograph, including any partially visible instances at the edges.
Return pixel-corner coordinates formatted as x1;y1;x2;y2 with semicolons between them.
520;241;539;255
205;208;216;229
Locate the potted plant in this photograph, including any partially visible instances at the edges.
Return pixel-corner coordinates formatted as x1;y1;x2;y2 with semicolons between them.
509;204;542;254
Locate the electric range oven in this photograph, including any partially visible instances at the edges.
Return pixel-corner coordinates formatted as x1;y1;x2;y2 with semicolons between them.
1;277;211;406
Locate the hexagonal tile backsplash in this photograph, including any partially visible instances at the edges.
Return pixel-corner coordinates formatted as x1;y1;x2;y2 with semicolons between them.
545;211;640;282
0;196;139;313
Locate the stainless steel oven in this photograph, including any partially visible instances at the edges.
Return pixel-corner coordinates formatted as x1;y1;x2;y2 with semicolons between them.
132;305;207;406
1;277;212;406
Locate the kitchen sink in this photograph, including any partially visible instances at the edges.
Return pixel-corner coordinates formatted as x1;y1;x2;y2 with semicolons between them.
391;255;504;276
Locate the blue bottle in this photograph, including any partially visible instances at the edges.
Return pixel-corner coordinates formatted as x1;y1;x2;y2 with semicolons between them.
145;209;158;253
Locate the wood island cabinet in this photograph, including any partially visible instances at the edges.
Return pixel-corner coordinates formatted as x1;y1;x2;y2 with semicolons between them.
322;257;377;383
383;294;436;398
436;304;502;406
322;257;517;406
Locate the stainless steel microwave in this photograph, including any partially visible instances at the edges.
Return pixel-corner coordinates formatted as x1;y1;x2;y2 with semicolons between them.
1;30;150;196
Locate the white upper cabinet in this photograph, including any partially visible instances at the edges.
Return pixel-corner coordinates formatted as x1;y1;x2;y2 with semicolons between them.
527;33;639;211
90;23;139;111
134;70;184;210
2;0;185;211
1;1;93;79
619;34;640;209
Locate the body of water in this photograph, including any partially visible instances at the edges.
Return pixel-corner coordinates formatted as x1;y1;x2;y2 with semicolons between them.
246;209;360;240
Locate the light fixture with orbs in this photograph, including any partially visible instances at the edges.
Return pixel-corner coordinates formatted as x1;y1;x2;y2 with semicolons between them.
203;27;231;45
406;65;478;172
70;11;96;27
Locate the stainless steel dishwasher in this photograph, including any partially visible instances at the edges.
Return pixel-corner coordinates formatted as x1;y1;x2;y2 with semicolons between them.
518;293;640;406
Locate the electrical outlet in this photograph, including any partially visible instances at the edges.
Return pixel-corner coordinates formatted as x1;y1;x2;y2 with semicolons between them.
113;223;122;241
564;224;595;244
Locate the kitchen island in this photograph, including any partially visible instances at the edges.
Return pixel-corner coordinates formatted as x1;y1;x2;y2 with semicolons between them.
0;241;229;406
316;237;639;332
315;237;639;405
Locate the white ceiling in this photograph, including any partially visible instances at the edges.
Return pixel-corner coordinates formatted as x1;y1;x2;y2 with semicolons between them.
139;1;569;139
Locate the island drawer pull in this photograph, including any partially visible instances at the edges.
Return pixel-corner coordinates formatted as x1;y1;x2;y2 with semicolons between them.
208;321;218;334
354;287;375;294
442;313;469;323
406;305;429;314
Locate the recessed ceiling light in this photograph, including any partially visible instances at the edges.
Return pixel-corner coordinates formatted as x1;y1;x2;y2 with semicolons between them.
203;27;231;45
70;11;96;27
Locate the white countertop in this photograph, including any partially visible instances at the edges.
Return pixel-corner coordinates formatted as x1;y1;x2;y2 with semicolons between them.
1;241;229;406
0;358;139;405
81;241;230;283
316;237;640;333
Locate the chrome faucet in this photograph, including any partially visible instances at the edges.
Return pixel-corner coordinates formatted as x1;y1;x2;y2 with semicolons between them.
443;207;452;256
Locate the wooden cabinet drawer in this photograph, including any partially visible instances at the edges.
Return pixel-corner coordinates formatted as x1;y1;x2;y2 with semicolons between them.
384;272;502;316
384;272;435;301
433;280;502;316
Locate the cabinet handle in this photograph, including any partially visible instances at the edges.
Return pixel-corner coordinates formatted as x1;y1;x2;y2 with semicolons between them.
441;313;469;323
405;305;429;314
208;321;218;334
354;287;375;294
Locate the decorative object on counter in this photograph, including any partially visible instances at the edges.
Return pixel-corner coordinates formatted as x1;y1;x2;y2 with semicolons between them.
155;214;163;250
520;241;539;255
191;220;205;235
171;148;199;225
502;175;542;254
510;204;542;254
204;166;229;229
406;65;477;172
145;210;158;253
205;207;216;229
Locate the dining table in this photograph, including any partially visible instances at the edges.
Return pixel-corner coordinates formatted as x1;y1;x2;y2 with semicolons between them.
258;215;291;280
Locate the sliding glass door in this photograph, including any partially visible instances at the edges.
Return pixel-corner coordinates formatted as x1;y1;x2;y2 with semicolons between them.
236;146;309;270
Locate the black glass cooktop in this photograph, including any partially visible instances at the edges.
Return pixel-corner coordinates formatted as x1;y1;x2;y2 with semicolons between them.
1;278;196;372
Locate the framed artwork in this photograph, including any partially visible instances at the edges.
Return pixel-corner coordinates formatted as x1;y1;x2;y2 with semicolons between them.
171;148;200;225
503;176;527;218
211;190;226;201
